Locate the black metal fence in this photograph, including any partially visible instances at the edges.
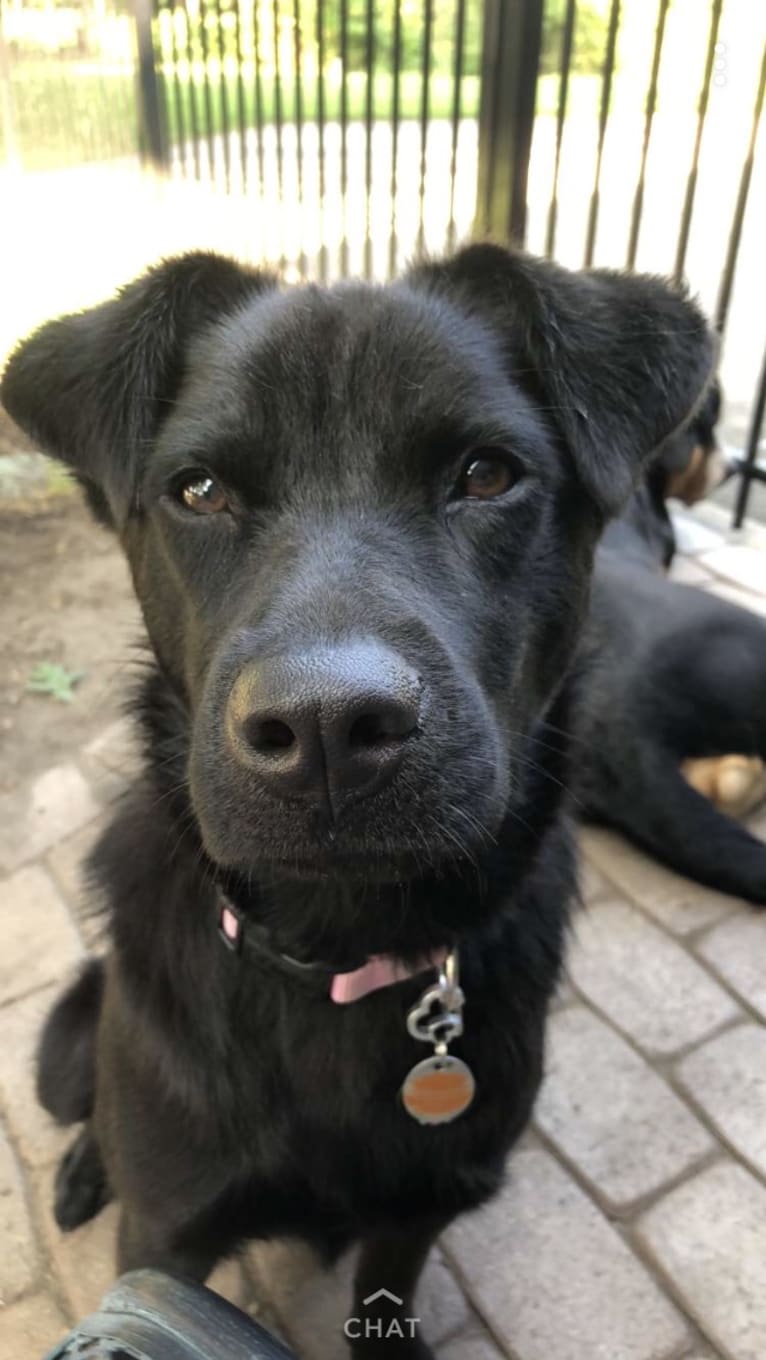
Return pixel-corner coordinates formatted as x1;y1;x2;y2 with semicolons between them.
0;0;763;517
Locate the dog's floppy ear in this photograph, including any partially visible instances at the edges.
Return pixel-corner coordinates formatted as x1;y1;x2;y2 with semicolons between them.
0;253;274;527
411;243;717;516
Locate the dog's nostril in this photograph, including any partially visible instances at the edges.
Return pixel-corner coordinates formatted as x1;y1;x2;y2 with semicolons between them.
349;712;391;749
247;717;296;753
348;706;417;749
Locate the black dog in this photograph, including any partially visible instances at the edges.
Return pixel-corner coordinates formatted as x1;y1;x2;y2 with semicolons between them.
576;382;766;904
1;245;713;1357
604;380;723;570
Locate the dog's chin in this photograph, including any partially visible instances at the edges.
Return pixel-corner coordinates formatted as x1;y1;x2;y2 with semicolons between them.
198;803;500;886
214;841;457;888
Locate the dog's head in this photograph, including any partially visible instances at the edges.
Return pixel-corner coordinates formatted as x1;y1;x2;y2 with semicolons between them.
653;378;723;505
1;245;714;899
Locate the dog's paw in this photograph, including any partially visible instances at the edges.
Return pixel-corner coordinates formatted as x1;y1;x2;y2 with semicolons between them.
54;1128;112;1232
682;755;766;818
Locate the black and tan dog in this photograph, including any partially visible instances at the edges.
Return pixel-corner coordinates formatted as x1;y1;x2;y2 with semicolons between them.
1;246;713;1357
576;381;766;903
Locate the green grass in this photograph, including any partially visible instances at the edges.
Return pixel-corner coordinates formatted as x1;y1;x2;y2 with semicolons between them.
161;69;481;143
6;66;608;172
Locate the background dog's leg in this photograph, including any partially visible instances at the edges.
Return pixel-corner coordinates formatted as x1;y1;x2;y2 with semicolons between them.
54;1125;112;1231
593;742;766;905
349;1217;446;1358
38;959;104;1125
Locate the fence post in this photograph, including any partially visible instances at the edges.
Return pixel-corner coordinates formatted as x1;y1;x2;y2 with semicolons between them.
133;0;168;167
475;0;543;245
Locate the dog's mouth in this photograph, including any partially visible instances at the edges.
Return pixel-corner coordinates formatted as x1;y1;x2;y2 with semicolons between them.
216;851;468;972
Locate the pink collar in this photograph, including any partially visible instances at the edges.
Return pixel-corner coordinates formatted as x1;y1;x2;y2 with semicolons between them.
219;900;446;1004
329;949;448;1004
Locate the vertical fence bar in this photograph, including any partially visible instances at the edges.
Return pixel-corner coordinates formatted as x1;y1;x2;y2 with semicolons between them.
134;0;169;166
388;0;403;277
475;0;543;244
233;0;248;190
626;0;668;269
198;0;217;177
253;0;266;191
583;0;620;267
715;40;766;336
316;0;328;279
545;0;576;258
213;0;232;188
673;0;723;283
293;0;306;273
734;339;766;529
167;0;189;174
339;0;349;275
363;0;375;278
272;0;285;210
446;0;467;252
181;0;201;178
416;0;433;255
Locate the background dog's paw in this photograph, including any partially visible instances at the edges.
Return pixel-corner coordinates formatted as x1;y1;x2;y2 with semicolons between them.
682;755;766;818
54;1128;112;1232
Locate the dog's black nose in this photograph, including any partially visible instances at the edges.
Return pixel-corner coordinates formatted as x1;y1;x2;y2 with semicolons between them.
228;642;421;805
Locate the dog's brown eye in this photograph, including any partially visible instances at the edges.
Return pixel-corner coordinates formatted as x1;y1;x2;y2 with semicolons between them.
457;452;519;501
180;475;228;515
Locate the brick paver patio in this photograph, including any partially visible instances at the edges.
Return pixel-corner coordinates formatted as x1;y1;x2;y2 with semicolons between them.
1;499;765;1360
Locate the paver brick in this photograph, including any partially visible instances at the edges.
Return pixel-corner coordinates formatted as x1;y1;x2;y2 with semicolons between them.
0;1291;68;1359
578;827;739;935
443;1147;688;1360
0;865;82;1006
577;854;613;905
436;1328;505;1360
566;897;739;1056
700;544;766;595
676;1024;766;1180
669;514;724;556
0;1127;38;1305
80;718;140;805
46;814;110;950
206;1257;248;1306
704;580;766;619
0;764;99;876
0;985;72;1169
536;1007;714;1213
637;1161;766;1360
695;912;766;1020
668;556;712;585
33;1165;119;1319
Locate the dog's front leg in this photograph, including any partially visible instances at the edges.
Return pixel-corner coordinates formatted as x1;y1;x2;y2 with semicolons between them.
348;1217;447;1359
117;1205;229;1283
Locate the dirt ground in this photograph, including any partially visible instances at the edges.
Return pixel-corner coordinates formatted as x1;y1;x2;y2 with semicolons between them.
0;494;139;794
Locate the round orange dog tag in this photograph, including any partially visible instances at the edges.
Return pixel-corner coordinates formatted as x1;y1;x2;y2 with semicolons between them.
401;1054;475;1125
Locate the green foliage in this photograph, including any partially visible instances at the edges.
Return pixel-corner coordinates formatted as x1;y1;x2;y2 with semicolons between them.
8;0;611;169
27;662;85;704
541;0;610;76
169;0;606;80
8;67;138;170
